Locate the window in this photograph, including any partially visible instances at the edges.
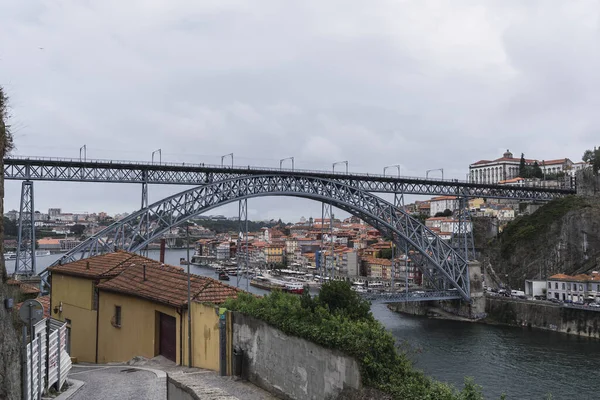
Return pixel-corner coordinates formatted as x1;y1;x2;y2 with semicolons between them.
573;283;577;291
113;306;122;328
562;283;565;290
579;284;583;291
548;282;551;288
555;283;558;289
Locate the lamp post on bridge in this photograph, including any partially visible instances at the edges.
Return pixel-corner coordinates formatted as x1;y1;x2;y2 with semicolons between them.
383;164;401;177
152;149;162;165
279;157;294;170
333;161;348;174
426;168;444;180
221;153;234;167
79;145;87;162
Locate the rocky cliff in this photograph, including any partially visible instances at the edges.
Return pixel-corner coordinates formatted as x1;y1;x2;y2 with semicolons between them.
482;195;600;290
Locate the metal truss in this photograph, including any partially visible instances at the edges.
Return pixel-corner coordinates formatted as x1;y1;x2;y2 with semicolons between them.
49;174;473;301
236;199;249;289
361;290;462;304
320;203;334;280
14;181;36;276
4;156;573;200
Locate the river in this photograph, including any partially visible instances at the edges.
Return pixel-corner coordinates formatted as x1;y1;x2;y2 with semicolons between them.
8;249;600;399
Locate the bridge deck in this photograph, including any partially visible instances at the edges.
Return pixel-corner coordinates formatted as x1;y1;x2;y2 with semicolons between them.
4;156;574;199
361;290;463;304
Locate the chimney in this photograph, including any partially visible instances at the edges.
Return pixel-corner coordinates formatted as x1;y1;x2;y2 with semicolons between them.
160;239;166;263
86;261;90;270
143;264;147;281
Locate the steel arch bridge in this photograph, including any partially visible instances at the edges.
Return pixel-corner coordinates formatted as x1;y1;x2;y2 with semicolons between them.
50;174;471;301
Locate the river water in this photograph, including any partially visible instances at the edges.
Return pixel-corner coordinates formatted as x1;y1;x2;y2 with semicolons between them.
9;249;600;399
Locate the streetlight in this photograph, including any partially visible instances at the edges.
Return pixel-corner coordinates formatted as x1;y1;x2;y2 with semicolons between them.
280;157;294;170
79;145;87;162
333;161;348;174
426;168;444;180
383;164;401;176
152;149;162;164
221;153;234;167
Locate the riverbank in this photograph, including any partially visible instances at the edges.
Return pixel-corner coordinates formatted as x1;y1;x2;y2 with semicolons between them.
388;295;600;339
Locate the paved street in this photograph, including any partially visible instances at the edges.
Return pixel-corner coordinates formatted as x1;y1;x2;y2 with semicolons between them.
68;365;166;400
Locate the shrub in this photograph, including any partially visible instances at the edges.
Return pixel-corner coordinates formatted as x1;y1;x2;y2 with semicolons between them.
224;283;485;399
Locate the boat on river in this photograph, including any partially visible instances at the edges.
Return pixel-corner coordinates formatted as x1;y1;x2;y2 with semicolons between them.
282;282;305;295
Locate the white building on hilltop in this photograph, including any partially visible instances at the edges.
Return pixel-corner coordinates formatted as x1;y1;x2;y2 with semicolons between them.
469;150;577;184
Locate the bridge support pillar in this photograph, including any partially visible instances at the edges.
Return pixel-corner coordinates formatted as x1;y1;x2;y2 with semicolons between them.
435;261;485;319
14;180;36;278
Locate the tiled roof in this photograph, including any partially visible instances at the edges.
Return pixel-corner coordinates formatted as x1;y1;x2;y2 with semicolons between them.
548;273;589;282
6;279;41;295
16;295;51;318
97;261;242;307
47;251;165;279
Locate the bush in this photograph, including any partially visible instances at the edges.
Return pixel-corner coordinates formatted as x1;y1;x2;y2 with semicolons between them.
224;283;485;399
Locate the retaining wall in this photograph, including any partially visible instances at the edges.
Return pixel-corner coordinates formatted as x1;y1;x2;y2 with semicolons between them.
485;297;600;338
232;312;361;400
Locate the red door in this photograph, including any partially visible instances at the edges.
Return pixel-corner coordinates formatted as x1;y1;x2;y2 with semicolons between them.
159;313;177;362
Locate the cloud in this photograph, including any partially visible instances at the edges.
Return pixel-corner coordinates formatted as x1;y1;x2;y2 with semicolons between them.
1;1;599;220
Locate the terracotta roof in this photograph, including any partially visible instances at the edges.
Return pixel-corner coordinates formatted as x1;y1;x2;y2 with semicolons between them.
97;261;242;307
430;196;458;201
16;295;51;318
542;158;571;165
548;273;589;282
498;177;525;184
6;279;41;295
47;251;166;279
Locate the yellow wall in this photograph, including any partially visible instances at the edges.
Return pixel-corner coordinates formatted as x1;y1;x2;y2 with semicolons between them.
181;302;221;371
50;274;97;363
97;291;181;364
51;274;94;311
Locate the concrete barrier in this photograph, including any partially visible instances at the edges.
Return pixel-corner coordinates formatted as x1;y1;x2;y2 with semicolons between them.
232;312;361;400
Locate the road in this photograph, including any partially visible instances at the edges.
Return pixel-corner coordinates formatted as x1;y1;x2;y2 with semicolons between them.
68;365;166;400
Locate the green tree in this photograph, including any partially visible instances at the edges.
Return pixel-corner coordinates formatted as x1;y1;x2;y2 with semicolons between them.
519;153;526;177
435;209;453;217
316;280;372;320
3;218;17;237
582;147;600;175
532;161;543;179
70;224;86;235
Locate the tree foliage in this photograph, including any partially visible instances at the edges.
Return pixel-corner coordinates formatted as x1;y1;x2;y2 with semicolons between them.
582;147;600;175
435;209;453;217
224;283;485;399
70;224;86;235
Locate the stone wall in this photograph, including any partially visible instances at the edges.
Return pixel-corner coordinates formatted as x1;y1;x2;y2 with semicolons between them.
486;297;600;338
0;281;21;400
232;312;361;400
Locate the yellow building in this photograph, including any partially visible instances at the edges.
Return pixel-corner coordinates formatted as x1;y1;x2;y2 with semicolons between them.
48;251;241;370
265;245;285;266
48;251;160;363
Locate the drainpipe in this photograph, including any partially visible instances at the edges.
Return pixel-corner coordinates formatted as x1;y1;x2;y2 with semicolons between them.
160;239;166;263
95;288;100;364
177;308;183;366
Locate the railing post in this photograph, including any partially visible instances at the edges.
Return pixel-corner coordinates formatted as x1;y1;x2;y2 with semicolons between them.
56;327;61;391
37;334;42;400
22;326;28;400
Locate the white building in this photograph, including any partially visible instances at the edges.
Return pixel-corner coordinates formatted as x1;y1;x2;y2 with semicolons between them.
470;150;576;184
546;273;599;303
429;196;460;217
524;280;547;298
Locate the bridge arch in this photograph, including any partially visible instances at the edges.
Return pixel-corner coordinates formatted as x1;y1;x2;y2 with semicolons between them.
52;174;470;300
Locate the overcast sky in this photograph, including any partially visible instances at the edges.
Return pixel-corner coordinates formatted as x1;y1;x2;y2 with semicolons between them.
1;1;599;221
